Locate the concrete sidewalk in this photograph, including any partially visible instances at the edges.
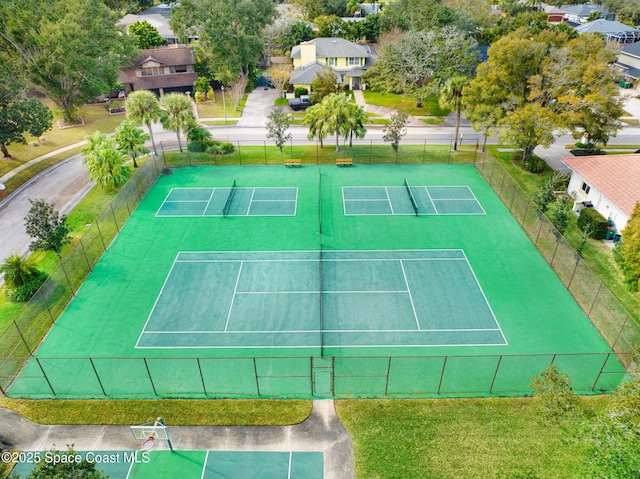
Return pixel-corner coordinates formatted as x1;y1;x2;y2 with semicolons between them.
0;400;354;479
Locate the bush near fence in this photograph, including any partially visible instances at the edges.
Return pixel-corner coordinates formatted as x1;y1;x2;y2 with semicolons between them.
1;144;638;398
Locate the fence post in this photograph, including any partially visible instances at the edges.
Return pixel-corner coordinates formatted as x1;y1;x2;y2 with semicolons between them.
264;141;268;164
509;181;518;212
489;355;503;394
611;314;631;350
521;199;531;228
197;358;208;396
253;358;261;396
369;139;372;164
143;358;158;396
60;262;75;297
591;353;611;391
13;321;33;356
567;255;580;290
39;289;55;324
35;358;56;396
94;220;107;251
437;356;448;395
89;358;107;396
238;141;242;165
423;139;426;163
587;282;603;319
79;240;92;273
384;357;392;396
110;204;120;232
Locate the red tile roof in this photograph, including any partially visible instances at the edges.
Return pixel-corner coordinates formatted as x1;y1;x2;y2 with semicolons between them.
562;154;640;216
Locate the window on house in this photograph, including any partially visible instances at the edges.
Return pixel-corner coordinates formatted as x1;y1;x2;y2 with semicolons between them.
347;57;360;66
581;182;591;194
327;58;337;66
170;65;188;73
140;67;164;76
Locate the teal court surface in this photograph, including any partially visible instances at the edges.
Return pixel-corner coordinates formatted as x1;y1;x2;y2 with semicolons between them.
9;451;322;479
4;164;626;398
137;250;505;348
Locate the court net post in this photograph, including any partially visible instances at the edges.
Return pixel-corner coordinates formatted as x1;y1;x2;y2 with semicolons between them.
404;178;419;216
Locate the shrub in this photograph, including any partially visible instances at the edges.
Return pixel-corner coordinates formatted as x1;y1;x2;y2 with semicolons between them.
206;88;215;101
577;207;608;239
187;126;213;152
207;141;235;155
521;154;546;173
294;87;308;98
194;91;205;103
8;270;48;303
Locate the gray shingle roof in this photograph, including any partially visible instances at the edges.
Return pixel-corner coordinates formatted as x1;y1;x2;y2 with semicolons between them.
289;62;327;85
290;38;373;60
575;19;637;35
621;41;640;58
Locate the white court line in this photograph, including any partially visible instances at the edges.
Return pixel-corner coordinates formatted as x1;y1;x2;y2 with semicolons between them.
202;188;217;216
400;259;421;330
141;327;502;334
125;456;135;479
423;186;438;214
288;451;292;479
200;451;209;479
135;255;180;347
385;187;395;214
460;250;508;345
235;290;408;294
225;261;244;332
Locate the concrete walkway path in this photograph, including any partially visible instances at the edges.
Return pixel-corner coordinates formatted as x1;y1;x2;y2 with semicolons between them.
0;400;354;479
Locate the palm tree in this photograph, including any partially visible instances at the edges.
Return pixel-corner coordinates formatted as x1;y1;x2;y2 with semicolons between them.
346;0;361;16
346;102;367;147
321;93;353;152
439;75;470;151
114;120;150;168
125;90;162;155
82;132;131;189
0;255;41;289
305;103;328;149
159;93;196;153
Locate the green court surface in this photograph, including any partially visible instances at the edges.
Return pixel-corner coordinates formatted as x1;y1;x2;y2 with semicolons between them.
6;164;626;398
9;451;322;479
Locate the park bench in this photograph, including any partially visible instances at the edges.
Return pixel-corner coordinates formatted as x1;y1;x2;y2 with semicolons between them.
284;159;302;167
336;158;353;167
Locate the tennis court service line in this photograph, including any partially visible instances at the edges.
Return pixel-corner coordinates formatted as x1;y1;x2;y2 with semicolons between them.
400;259;421;330
225;261;244;332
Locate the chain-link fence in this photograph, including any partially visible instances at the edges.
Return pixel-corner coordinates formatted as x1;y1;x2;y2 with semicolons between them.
1;352;630;399
1;144;637;398
0;154;165;395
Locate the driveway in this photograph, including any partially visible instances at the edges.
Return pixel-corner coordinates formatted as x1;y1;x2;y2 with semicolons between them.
235;86;281;127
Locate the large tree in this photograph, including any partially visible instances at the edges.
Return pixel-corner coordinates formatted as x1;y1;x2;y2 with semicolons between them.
128;20;167;49
364;27;479;106
0;0;136;123
614;202;640;292
126;90;162;155
380;0;460;32
463;28;622;164
171;0;276;85
159;93;196;152
0;60;52;159
24;199;71;258
266;109;293;153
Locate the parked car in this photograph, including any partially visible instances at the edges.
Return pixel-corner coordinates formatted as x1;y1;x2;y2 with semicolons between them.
288;96;312;111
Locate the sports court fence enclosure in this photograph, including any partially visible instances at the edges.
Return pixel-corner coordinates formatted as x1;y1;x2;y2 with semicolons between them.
0;142;638;398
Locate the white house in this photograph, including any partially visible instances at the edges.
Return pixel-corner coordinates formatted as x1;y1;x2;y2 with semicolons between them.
562;154;640;233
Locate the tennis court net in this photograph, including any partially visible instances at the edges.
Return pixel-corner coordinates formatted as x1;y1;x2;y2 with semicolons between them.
404;178;419;216
222;180;237;217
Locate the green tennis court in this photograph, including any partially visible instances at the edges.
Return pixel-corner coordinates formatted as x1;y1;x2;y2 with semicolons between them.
9;451;323;479
5;164;626;398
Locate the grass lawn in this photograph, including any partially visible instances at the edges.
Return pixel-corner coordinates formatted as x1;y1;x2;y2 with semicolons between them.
337;397;609;479
363;90;449;116
200;120;239;126
0;397;311;426
420;118;444;125
195;91;247;119
0;99;125;178
274;98;288;107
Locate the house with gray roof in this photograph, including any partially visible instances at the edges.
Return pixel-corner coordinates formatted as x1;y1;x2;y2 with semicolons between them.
574;19;639;43
290;38;377;91
615;41;640;88
562;4;612;23
118;3;198;44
